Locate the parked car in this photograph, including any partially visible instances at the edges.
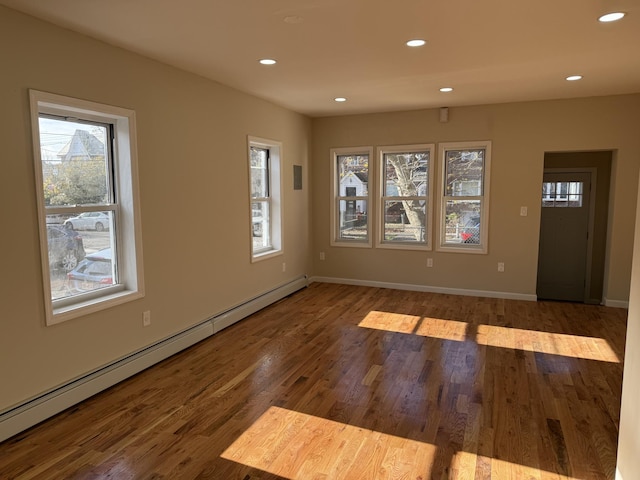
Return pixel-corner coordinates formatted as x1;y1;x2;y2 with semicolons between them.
67;248;114;292
460;216;480;244
64;212;110;231
47;225;86;271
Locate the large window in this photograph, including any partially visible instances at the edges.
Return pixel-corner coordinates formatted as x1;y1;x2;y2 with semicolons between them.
378;144;434;249
30;91;144;325
438;141;491;253
331;147;372;246
249;136;282;260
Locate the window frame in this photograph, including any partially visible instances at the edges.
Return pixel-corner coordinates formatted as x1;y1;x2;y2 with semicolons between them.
248;136;283;261
331;147;373;248
376;144;435;250
30;90;144;325
437;140;491;254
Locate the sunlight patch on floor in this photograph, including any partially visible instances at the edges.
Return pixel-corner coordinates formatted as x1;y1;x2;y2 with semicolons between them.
476;324;619;363
359;311;467;341
451;452;581;480
358;311;619;363
221;406;437;479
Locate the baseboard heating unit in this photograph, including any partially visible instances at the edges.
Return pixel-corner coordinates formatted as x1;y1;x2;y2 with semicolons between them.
0;275;308;443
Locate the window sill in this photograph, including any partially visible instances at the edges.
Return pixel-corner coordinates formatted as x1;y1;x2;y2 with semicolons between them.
436;244;488;254
377;242;431;251
48;288;144;326
251;248;283;263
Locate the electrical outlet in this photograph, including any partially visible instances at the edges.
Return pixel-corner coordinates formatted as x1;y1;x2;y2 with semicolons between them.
498;262;505;272
319;252;325;261
520;206;528;216
427;258;433;267
282;262;286;272
143;310;151;327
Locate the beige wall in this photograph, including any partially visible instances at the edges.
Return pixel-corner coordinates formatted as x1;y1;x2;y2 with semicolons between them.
617;172;640;480
311;96;640;301
0;7;312;410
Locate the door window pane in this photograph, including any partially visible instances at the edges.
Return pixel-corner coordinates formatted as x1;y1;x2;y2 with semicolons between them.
542;182;583;207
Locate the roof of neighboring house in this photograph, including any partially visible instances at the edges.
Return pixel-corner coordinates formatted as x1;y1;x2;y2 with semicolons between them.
57;130;105;161
354;172;368;183
340;171;369;185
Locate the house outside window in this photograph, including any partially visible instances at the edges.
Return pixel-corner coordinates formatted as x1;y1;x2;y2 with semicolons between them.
248;136;282;260
30;90;144;325
331;147;372;247
438;141;491;253
378;144;434;250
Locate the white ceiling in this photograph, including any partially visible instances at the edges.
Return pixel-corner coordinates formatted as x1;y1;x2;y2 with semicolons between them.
2;0;639;117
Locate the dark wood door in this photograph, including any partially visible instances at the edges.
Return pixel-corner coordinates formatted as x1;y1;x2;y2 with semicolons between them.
537;171;591;302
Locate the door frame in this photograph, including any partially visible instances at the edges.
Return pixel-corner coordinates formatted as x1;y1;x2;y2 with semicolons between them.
539;167;597;303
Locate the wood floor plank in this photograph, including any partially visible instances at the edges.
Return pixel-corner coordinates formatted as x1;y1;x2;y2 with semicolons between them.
0;283;627;479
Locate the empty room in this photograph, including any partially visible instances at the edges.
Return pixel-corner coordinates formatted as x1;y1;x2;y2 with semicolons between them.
1;1;640;479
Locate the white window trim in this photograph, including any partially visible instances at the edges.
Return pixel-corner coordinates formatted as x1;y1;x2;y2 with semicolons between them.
376;144;434;251
30;90;145;325
248;136;283;262
437;140;491;254
330;146;373;248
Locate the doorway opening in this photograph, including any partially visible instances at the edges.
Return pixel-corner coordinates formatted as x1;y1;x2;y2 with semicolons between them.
537;151;612;304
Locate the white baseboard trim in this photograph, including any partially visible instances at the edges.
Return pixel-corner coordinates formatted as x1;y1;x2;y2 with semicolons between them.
604;298;629;309
309;276;537;302
0;275;308;443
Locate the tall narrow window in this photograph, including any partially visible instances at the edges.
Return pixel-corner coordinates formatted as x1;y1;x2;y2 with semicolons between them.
30;90;144;325
378;144;434;249
249;136;282;260
331;147;372;247
438;141;491;253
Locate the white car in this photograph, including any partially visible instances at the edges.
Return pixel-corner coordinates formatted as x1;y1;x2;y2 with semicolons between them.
64;212;111;231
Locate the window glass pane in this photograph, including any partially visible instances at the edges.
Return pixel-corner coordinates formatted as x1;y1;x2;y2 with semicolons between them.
444;199;481;244
338;154;368;196
252;201;270;252
383;152;429;196
49;212;116;300
338;200;368;241
39;117;110;207
445;149;484;196
541;181;583;208
383;200;426;242
250;147;269;198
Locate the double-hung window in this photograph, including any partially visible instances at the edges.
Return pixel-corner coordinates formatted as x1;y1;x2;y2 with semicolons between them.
249;136;282;260
378;144;434;249
30;90;144;325
331;147;373;247
438;141;491;253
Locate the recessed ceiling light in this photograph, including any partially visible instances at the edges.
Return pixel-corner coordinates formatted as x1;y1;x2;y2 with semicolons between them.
334;97;347;102
599;12;626;22
439;87;454;92
259;59;277;65
406;39;426;47
566;75;583;81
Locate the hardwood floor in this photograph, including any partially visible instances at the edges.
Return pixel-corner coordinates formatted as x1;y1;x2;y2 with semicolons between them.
0;283;627;479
